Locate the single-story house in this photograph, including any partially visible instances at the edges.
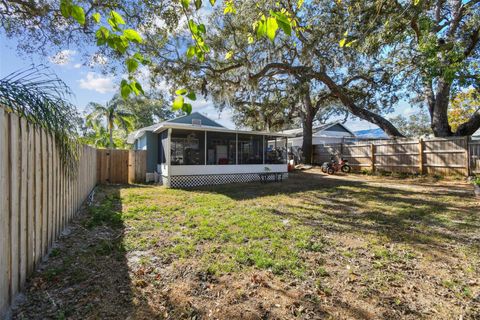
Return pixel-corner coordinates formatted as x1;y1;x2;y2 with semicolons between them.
127;112;291;188
281;122;356;148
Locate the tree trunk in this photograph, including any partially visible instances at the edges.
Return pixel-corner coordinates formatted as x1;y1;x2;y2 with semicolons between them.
431;79;453;136
455;112;480;136
301;88;318;165
302;113;314;165
108;121;114;149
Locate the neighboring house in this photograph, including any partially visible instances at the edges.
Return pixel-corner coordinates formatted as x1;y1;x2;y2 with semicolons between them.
127;112;291;188
281;122;356;149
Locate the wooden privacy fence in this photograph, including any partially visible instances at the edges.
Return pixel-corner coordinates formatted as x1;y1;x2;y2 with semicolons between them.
0;109;97;318
314;136;479;176
97;149;146;184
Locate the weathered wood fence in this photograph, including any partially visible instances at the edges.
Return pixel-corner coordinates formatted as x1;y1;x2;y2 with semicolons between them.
314;136;480;176
97;149;146;184
0;109;98;317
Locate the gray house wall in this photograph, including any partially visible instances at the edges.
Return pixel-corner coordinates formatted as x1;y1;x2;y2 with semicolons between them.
145;132;158;172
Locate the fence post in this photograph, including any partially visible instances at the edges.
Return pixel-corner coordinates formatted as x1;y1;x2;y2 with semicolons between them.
370;143;376;173
418;138;425;175
466;136;471;176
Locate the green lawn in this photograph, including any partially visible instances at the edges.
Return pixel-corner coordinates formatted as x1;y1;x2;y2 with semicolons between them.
13;171;480;319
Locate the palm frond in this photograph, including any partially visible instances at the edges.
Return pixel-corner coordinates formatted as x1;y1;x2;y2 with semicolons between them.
0;65;80;173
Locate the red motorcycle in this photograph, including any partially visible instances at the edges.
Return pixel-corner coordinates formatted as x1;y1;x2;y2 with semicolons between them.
321;157;351;175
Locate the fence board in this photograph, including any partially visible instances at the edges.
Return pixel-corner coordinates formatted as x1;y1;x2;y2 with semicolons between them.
34;127;42;267
0;108;10;313
41;130;48;257
0;107;98;318
19;118;28;289
314;136;476;176
9;113;20;299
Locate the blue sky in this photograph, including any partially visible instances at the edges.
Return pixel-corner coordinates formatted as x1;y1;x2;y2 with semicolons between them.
1;34;419;132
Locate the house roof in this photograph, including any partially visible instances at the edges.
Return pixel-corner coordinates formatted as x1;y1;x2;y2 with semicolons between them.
281;122;355;137
127;112;292;144
166;112;225;128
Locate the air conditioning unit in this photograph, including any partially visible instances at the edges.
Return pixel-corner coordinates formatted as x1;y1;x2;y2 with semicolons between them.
192;119;202;126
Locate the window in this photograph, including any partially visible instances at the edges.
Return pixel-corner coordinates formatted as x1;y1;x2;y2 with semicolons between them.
206;132;236;165
238;134;263;164
265;136;287;164
170;129;205;165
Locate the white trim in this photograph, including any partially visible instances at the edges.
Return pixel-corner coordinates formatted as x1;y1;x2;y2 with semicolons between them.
169;164;287;176
153;122;292;137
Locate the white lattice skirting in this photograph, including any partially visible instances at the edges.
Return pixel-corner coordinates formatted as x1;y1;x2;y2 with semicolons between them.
169;173;288;188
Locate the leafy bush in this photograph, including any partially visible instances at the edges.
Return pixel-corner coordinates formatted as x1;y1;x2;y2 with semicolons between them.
473;177;480;186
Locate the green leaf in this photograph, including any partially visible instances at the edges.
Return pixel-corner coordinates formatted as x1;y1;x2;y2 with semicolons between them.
413;0;420;5
71;5;85;25
110;11;125;25
248;35;254;44
60;0;72;18
181;0;189;9
95;27;109;45
124;29;143;43
209;0;216;5
256;21;266;38
271;11;291;36
266;17;278;42
133;52;144;62
339;38;346;47
186;46;196;59
195;0;202;10
186;91;196;100
108;11;125;30
120;80;132;99
183;103;192;114
175;88;188;95
134;82;144;95
126;58;139;73
92;12;101;23
345;39;357;47
173;95;184;110
198;23;206;34
224;1;236;14
188;19;198;34
225;50;233;59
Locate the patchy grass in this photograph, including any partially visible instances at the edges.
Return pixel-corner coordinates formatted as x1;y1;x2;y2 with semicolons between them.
13;170;480;320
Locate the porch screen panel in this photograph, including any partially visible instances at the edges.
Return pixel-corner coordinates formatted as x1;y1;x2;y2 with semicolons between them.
266;136;288;164
170;129;205;165
238;134;263;164
206;132;236;164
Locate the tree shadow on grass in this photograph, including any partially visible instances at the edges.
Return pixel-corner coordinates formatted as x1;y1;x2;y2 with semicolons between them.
11;185;157;320
186;171;480;251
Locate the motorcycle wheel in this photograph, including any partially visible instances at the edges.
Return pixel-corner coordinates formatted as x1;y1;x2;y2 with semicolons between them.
327;167;335;175
341;165;351;173
321;167;327;173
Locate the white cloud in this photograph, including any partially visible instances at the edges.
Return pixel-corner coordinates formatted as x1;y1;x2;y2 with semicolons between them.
78;72;116;94
49;49;77;66
73;63;82;69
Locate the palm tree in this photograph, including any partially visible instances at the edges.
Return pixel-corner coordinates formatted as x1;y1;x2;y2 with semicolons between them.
86;95;134;149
